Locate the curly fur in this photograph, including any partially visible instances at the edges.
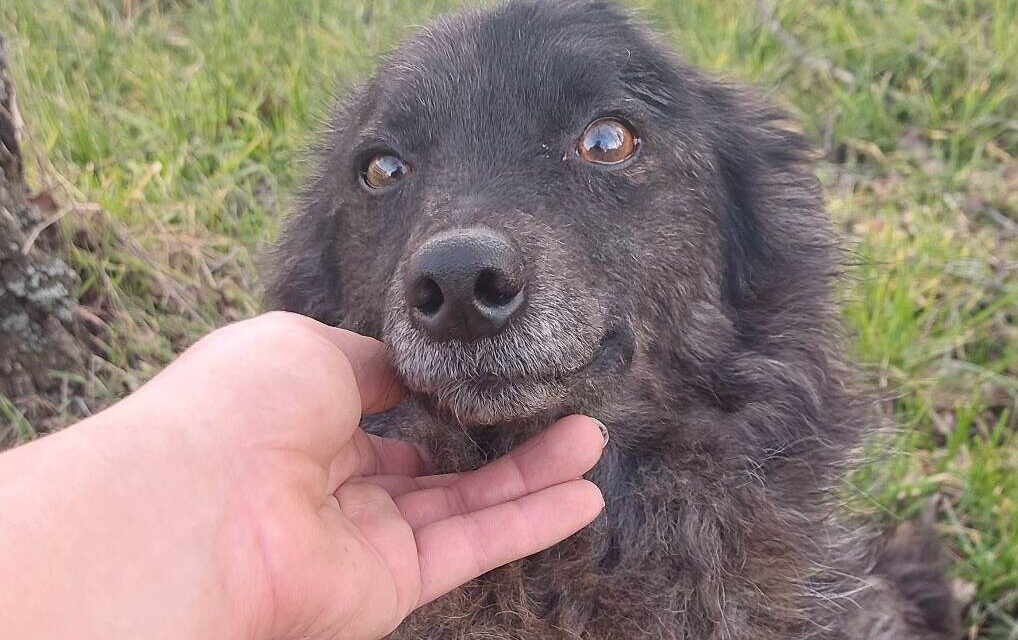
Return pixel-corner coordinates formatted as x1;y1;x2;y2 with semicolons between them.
265;1;958;638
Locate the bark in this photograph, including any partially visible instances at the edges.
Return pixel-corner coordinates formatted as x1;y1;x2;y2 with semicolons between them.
0;33;85;439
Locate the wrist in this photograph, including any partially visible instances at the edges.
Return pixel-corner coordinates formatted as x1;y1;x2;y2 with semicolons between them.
0;408;265;640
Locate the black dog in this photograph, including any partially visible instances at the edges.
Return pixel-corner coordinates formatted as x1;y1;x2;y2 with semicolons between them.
267;1;958;637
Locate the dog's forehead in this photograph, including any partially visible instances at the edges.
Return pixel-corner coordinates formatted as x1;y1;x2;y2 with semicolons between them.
370;2;644;146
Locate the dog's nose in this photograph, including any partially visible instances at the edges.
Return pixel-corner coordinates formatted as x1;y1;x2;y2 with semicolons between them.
404;228;526;342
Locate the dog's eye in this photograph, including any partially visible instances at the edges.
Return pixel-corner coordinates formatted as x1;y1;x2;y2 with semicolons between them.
362;154;410;190
577;118;638;165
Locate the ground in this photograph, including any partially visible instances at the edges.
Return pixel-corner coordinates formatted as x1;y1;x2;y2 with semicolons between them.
1;0;1015;637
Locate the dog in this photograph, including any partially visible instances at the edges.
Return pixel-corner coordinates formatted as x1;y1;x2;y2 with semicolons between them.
266;1;958;637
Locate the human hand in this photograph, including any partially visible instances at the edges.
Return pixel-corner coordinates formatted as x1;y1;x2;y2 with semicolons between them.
0;312;606;640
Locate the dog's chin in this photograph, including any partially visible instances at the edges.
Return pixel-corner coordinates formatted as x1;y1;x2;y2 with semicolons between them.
411;377;569;427
393;328;633;427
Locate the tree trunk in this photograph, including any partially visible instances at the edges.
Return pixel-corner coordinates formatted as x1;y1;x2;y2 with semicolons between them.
0;34;86;442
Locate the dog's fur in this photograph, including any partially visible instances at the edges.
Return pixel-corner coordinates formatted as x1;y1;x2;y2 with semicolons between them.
266;1;958;638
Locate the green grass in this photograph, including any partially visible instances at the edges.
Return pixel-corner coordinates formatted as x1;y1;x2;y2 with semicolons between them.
3;0;1016;636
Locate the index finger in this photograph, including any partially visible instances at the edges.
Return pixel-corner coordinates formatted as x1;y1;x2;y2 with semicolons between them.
328;431;433;492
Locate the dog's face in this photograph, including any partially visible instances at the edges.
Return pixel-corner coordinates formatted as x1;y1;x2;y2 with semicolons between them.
269;0;820;427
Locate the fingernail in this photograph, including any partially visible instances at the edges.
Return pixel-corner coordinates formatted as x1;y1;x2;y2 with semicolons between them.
592;418;609;448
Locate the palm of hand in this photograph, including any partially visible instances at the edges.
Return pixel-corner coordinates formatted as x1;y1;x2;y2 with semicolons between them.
146;313;604;640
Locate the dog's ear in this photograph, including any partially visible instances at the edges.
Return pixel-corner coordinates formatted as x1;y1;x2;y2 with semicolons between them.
262;84;380;325
262;177;344;325
710;90;830;312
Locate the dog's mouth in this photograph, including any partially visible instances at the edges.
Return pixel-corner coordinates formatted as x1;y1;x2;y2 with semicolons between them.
390;327;633;426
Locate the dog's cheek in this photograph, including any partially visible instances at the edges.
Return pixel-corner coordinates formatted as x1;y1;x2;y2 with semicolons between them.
631;183;726;317
335;197;420;337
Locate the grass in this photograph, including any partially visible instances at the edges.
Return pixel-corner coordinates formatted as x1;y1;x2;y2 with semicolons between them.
2;0;1016;636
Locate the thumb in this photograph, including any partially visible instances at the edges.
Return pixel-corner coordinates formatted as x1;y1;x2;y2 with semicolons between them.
281;314;405;415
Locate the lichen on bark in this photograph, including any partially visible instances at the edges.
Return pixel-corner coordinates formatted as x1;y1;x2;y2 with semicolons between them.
0;33;86;441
